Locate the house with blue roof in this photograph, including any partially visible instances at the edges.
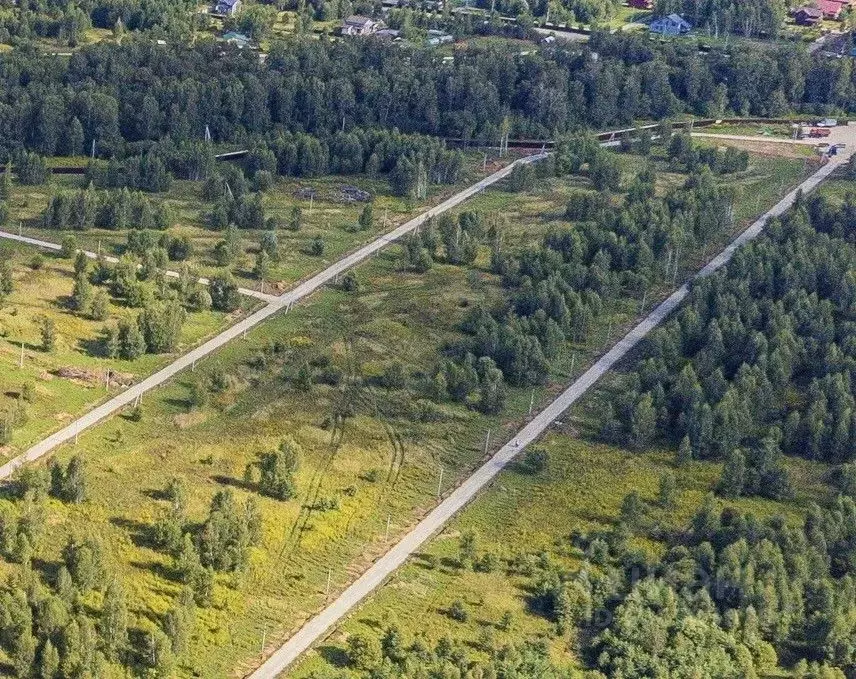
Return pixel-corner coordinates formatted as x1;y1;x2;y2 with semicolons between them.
649;14;691;35
215;0;241;16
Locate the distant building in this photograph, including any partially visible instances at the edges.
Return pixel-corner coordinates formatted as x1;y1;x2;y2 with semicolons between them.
341;15;383;35
222;31;251;48
648;13;691;34
794;6;824;23
628;0;654;9
215;0;241;15
812;0;845;19
375;27;402;40
426;29;454;45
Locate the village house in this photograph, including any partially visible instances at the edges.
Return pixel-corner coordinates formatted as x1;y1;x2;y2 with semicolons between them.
649;13;692;34
628;0;654;10
214;0;241;16
794;6;824;24
341;15;384;35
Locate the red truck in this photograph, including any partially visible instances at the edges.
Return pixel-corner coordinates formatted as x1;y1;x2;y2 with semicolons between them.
809;127;831;138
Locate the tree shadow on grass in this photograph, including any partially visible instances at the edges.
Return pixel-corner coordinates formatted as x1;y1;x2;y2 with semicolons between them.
78;337;106;358
317;645;349;669
211;474;254;492
110;516;156;550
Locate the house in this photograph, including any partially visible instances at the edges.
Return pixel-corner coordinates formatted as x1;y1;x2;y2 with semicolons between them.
375;27;402;40
794;6;824;23
649;13;692;34
341;15;383;35
214;0;241;15
222;31;251;48
813;0;845;18
426;29;454;45
628;0;654;9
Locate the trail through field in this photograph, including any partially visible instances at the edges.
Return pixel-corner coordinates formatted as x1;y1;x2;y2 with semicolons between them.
247;145;855;679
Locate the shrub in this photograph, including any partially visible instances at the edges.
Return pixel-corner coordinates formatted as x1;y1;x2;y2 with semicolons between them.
518;447;549;475
449;599;468;621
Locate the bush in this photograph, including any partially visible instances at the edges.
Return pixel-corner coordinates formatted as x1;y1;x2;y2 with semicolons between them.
60;235;78;258
517;447;549;475
449;599;468;621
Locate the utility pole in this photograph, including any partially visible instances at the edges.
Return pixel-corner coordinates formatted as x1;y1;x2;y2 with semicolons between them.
325;568;331;596
437;466;444;500
639;288;648;315
19;342;24;368
385;515;391;541
484;429;491;455
309;194;314;216
570;351;576;377
528;389;535;416
260;627;266;656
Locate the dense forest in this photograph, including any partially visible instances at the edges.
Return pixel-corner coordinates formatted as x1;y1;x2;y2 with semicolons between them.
600;192;856;500
0;32;852;165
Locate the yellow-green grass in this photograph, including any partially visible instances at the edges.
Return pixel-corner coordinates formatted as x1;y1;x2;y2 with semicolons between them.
0;148;813;676
0;167;668;677
0;241;242;457
14;155;494;293
290;429;832;679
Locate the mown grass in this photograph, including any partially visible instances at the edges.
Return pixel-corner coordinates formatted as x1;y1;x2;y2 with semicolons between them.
0;144;813;677
0;242;239;456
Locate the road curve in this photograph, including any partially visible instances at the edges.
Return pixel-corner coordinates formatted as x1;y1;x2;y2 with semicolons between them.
248;153;850;679
0;153;543;482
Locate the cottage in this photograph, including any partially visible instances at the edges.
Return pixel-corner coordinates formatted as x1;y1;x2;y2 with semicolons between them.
794;6;824;23
649;13;692;34
341;15;383;35
214;0;241;15
813;0;845;18
628;0;654;9
375;27;402;40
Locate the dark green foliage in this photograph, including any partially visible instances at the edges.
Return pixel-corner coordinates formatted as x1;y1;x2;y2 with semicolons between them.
517;447;550;475
208;273;241;312
0;259;13;303
196;490;261;572
601;194;855;494
137;300;186;353
245;437;301;501
49;456;87;504
116;319;146;360
39;317;56;353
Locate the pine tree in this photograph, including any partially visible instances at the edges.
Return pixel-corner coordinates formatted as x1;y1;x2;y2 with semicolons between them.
676;435;693;466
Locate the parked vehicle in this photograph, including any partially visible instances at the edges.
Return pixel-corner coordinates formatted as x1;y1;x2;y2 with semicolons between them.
816;118;838;127
809;127;832;138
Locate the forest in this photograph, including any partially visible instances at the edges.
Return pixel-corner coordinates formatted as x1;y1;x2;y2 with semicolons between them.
601;192;856;500
0;31;852;168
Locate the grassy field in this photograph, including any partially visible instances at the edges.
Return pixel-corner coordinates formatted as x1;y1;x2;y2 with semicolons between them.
290;432;831;678
0;142;815;677
0;242;239;456
14;155;498;294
